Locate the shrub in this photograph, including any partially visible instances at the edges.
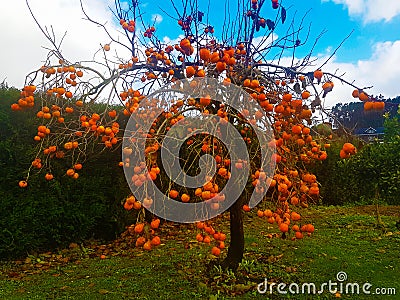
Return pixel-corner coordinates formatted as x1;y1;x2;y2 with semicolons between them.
311;122;399;205
0;86;131;259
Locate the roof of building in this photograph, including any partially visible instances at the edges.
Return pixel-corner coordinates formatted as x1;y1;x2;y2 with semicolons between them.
354;126;385;135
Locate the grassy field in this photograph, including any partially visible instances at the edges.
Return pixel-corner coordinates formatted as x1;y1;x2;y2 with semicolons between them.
0;205;399;299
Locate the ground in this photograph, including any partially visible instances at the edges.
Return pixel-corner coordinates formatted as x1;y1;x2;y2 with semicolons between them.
0;205;399;299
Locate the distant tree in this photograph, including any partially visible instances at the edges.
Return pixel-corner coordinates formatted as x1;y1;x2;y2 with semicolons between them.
330;96;400;131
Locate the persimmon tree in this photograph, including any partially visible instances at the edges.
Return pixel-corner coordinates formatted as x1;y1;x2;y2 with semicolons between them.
12;0;373;270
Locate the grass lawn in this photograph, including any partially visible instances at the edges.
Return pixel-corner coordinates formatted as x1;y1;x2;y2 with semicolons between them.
0;205;399;299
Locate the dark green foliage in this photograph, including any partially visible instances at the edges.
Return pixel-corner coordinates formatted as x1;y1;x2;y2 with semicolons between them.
337;139;399;205
311;114;400;205
383;104;400;141
330;97;400;130
0;86;131;259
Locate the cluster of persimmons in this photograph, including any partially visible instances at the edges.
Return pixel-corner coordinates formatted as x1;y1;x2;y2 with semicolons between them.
12;0;365;257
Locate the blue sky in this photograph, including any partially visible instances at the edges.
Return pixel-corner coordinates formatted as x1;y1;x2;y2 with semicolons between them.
1;0;400;107
138;0;399;63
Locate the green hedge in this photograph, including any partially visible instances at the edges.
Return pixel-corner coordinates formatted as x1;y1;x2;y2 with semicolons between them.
336;137;400;205
311;118;400;205
0;86;132;259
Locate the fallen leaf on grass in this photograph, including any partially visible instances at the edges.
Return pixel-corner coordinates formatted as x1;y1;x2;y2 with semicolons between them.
98;289;110;294
285;266;297;273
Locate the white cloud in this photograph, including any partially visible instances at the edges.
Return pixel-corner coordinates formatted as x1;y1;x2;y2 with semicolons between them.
162;35;185;45
252;34;279;50
323;0;400;23
0;0;129;88
151;14;163;24
314;40;400;107
325;46;333;54
270;40;400;107
2;1;399;109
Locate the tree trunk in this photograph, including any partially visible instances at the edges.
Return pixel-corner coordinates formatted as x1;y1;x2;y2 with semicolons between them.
222;197;244;271
218;110;246;271
374;186;385;228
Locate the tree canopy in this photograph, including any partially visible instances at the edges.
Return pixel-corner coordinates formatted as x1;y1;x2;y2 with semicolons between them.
8;0;377;270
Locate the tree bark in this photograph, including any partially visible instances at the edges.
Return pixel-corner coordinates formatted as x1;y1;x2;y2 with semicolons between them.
222;197;244;271
374;186;384;228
